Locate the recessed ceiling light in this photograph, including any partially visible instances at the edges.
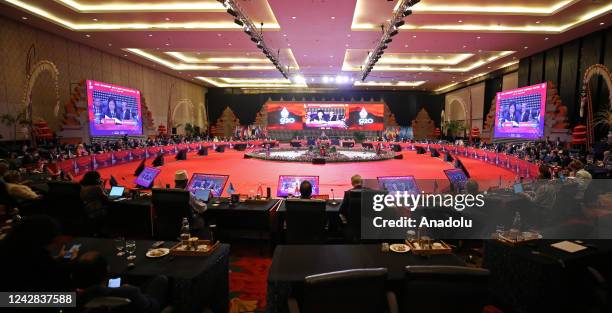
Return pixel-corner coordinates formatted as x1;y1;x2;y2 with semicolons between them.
155;48;160;50
329;65;333;68
21;16;27;20
535;21;541;24
487;66;491;69
228;43;232;46
197;52;201;55
345;44;349;47
283;34;287;37
544;37;549;40
476;36;481;39
462;45;467;48
404;44;408;48
291;16;296;19
412;35;417;38
92;18;98;21
217;33;221;37
287;43;291;46
331;16;335;20
304;54;307;57
330;55;333;58
107;43;112;46
123;54;128;57
458;20;463;23
85;34;91;38
165;43;170;46
524;46;528;49
148;34;153;37
600;22;605;25
347;34;351;37
478;49;482;53
165;17;171;21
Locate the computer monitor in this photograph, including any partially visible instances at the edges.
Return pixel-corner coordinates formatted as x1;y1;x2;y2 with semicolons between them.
134;166;161;188
277;175;320;197
444;169;468;191
187;173;229;197
109;186;125;198
377;176;419;194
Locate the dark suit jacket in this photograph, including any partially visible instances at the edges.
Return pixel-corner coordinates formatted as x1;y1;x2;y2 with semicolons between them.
79;285;159;313
339;186;369;218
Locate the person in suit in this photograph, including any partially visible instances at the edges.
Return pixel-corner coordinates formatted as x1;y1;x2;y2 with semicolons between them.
73;251;168;313
519;102;531;122
104;97;118;120
117;100;132;121
339;175;367;221
503;103;519;125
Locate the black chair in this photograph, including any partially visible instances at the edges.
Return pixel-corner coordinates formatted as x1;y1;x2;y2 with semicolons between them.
47;181;86;234
152;188;192;240
345;190;363;242
398;266;490;313
288;268;397;313
284;199;327;244
82;296;131;313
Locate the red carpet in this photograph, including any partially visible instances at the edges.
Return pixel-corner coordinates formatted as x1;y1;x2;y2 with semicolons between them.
82;148;516;195
229;256;271;313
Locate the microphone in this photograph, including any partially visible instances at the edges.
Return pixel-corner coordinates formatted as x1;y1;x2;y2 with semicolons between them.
330;188;338;205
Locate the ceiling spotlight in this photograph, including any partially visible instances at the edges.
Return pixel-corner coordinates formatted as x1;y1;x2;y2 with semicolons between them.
257;43;263;49
389;29;399;37
250;37;259;43
234;18;243;26
395;20;405;28
226;8;238;17
384;38;393;44
403;9;412;17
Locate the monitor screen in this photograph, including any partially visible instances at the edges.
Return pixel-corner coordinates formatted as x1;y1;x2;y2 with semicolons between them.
444;169;468;190
86;80;143;136
266;102;384;131
194;189;211;202
109;186;125;197
377;176;419;194
494;83;546;139
277;175;320;197
513;183;524;194
134;167;161;188
187;174;229;197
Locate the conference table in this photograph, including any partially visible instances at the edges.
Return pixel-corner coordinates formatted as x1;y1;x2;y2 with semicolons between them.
266;244;465;313
70;237;230;313
483;239;612;313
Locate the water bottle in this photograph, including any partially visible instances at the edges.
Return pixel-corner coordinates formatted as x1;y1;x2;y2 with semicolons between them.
180;217;190;241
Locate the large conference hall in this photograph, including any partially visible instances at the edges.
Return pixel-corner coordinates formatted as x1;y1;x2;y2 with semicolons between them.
0;1;611;312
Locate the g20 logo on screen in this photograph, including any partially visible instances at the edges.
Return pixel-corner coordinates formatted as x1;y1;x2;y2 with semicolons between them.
279;107;295;124
358;107;374;125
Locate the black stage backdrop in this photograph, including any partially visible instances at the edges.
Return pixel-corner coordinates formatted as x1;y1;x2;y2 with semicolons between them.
206;89;444;127
517;26;612;125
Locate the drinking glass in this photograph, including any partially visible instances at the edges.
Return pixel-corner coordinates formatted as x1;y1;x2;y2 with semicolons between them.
125;240;136;261
114;237;125;256
405;230;416;243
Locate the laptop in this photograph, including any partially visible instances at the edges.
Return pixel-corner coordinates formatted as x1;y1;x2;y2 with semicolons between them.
108;186;125;200
513;183;524;194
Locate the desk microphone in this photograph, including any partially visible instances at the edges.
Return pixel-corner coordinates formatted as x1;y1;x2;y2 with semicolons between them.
330;188;338;205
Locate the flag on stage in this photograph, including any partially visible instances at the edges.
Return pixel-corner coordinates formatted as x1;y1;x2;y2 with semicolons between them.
227;182;235;195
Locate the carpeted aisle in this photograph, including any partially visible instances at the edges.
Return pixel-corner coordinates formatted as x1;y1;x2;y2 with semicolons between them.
229;256;272;313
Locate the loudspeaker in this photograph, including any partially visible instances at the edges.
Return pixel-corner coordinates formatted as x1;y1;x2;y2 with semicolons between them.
198;147;208;156
416;146;426;154
394;154;403;159
393;144;402;152
266;187;271;199
234;143;247;151
134;159;146;176
430;148;440;158
152;153;164;167
444;152;454;162
175;149;187;160
312;158;326;164
215;145;225;153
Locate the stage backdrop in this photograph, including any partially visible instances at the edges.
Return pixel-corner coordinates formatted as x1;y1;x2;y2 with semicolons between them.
266;102;385;131
206;89;444;128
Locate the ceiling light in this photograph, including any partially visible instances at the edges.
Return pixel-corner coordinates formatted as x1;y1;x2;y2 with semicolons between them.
165;43;170;46
600;22;605;25
234;18;243;26
544;37;549;40
226;8;237;17
524;46;528;49
291;16;296;19
92;18;98;21
331;16;335;19
458;20;463;23
412;35;417;38
107;43;112;46
21;16;27;20
395;20;405;28
389;29;399;36
85;34;91;38
384;38;393;44
476;36;481;39
535;21;541;24
148;34;153;37
164;17;170;21
403;9;412;17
